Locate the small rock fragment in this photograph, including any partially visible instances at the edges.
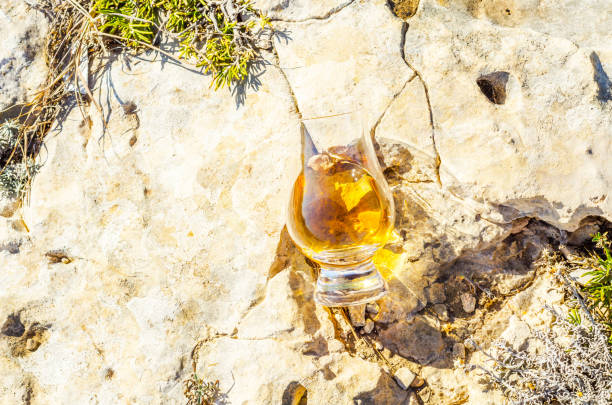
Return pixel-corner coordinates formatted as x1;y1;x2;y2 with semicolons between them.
452;343;466;360
328;339;345;353
569;268;593;287
348;304;366;327
410;376;425;388
45;249;72;264
363;319;375;334
1;313;25;337
425;283;446;304
432;304;449;321
464;339;477;351
379;316;444;364
406;390;419;404
375;341;383;351
388;0;420;19
366;303;379;315
25;338;40;352
394;367;416;390
373;295;405;324
461;293;476;313
476;71;510;105
282;381;307;405
500;316;531;351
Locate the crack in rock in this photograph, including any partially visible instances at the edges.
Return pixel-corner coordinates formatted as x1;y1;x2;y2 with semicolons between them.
270;0;356;23
269;44;302;119
370;73;417;138
399;21;442;187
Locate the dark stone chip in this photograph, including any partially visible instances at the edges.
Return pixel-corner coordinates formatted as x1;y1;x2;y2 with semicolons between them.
477;71;510;105
1;313;25;337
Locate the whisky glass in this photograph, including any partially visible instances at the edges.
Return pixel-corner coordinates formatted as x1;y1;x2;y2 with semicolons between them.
287;112;395;306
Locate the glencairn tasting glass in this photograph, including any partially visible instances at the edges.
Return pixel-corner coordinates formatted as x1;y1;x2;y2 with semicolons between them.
287;112;395;306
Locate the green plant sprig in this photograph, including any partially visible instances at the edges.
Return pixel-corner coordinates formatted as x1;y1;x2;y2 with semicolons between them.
91;0;270;89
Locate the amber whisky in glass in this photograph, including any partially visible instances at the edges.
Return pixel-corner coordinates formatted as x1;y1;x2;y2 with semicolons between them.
287;113;395;306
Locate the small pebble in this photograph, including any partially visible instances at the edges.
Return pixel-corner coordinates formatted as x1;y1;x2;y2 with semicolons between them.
348;304;366;327
26;338;39;352
366;303;380;315
461;293;476;313
426;282;446;304
464;339;477;351
410;376;425;388
363;319;375;334
375;341;383;351
328;339;345;353
406;390;419;404
394;367;416;390
432;303;449;321
452;342;466;359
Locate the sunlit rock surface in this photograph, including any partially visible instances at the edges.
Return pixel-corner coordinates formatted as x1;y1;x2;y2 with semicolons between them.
1;0;611;403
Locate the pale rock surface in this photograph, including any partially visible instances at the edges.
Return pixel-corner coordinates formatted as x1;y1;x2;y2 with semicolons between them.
393;366;416;390
569;267;594;287
500;315;531;351
1;53;303;403
461;293;476;313
0;0;48;111
255;0;350;21
273;0;413;126
432;303;449;322
404;0;612;232
1;0;611;404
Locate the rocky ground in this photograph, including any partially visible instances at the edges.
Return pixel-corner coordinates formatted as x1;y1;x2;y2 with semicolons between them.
0;0;611;403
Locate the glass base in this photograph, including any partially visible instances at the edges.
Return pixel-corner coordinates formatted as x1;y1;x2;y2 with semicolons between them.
314;260;388;307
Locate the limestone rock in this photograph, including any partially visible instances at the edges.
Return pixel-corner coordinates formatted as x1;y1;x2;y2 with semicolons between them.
452;343;466;360
404;0;612;232
433;303;449;322
569;268;594;287
394;367;416;390
461;293;476;313
1;0;611;403
195;338;406;404
348;304;366;327
255;0;349;22
1;49;302;402
500;315;531;351
0;1;48;111
426;282;446;304
273;0;412;128
379;316;444;365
